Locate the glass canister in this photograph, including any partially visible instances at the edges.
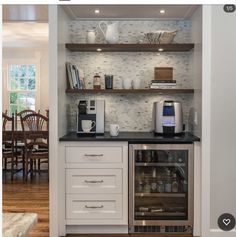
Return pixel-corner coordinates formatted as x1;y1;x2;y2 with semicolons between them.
93;73;101;89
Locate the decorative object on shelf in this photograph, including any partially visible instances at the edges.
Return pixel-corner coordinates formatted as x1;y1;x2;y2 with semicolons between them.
66;62;85;89
93;73;101;89
104;74;113;89
150;80;176;89
144;30;178;44
159;30;178;44
122;78;132;89
151;67;175;88
86;29;97;43
132;78;141;89
154;67;173;81
99;21;119;44
144;32;162;44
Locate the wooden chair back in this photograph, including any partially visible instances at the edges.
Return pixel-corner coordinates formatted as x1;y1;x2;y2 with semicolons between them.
16;109;36;131
21;113;49;149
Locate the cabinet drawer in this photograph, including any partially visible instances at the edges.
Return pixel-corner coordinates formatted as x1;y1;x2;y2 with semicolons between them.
66;194;123;220
65;146;123;164
66;169;122;194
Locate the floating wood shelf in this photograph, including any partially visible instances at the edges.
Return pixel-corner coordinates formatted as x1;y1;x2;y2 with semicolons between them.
65;89;194;94
65;43;194;52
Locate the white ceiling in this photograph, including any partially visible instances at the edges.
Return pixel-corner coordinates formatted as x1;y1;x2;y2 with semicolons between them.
3;5;48;48
3;23;48;48
62;5;199;20
3;5;48;22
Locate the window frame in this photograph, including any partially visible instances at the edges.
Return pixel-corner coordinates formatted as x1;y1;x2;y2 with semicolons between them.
5;59;40;114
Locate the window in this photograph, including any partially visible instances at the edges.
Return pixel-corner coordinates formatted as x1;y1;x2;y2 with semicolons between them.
8;64;37;114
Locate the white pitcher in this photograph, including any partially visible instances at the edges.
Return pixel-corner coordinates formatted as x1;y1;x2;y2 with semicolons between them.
99;21;119;44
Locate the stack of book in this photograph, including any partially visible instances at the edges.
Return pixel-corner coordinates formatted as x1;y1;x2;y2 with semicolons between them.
66;62;85;89
150;80;176;89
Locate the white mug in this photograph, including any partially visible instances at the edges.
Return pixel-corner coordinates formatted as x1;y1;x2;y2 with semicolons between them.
122;78;132;89
132;78;141;89
86;30;97;43
110;124;119;137
82;120;96;133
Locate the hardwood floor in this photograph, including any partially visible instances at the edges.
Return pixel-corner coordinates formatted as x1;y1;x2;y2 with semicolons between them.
2;171;49;237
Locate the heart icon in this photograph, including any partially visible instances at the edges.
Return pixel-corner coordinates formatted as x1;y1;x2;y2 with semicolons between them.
223;219;231;226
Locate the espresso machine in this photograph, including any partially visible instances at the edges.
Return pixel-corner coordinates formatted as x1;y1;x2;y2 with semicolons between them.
77;99;105;135
153;100;183;135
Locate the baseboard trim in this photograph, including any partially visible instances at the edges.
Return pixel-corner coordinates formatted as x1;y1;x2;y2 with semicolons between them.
66;225;129;234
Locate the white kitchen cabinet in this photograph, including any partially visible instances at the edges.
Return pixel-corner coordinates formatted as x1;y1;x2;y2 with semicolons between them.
65;145;123;164
66;194;123;223
62;141;128;233
66;168;122;194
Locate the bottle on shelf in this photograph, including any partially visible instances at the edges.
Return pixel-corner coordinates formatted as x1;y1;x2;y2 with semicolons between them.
93;73;101;89
156;180;164;193
143;179;151;193
136;150;143;162
152;167;157;178
164;168;172;192
143;150;152;163
171;173;179;192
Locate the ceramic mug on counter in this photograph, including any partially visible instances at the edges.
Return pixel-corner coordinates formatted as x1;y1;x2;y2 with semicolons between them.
110;124;119;137
82;120;96;133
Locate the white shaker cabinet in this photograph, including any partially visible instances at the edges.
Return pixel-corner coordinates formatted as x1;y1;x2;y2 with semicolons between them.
60;141;128;234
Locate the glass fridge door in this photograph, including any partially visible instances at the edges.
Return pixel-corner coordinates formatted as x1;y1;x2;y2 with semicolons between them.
129;144;193;228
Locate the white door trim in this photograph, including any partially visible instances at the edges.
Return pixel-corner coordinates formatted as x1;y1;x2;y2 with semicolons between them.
202;5;212;237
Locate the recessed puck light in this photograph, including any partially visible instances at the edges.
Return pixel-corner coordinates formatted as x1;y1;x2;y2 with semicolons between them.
158;48;164;52
94;9;100;14
97;48;102;52
160;9;165;14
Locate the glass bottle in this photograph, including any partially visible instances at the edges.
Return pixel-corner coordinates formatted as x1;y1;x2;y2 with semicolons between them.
93;73;101;89
164;169;172;192
171;173;179;192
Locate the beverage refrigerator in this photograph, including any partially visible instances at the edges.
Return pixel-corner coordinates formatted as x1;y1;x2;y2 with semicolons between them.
129;144;193;233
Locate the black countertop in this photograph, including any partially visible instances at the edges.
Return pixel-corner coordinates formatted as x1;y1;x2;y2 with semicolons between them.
59;132;200;144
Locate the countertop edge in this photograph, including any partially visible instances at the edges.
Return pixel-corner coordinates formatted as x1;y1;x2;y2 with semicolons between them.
59;132;200;143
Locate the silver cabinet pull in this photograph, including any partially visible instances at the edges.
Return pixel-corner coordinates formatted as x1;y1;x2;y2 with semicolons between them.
85;205;104;209
84;154;104;157
84;180;104;183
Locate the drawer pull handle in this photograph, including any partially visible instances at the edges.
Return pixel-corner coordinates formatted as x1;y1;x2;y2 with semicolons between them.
84;180;104;183
84;154;104;157
85;205;104;209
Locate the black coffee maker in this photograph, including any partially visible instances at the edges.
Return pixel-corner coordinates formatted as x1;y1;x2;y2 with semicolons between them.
77;99;105;135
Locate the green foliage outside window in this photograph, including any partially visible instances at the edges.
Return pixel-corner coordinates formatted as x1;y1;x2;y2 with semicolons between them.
8;64;36;114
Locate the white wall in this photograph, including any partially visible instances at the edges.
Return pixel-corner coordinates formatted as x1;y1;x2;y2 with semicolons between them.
190;7;202;138
49;5;70;237
202;5;236;237
2;47;49;114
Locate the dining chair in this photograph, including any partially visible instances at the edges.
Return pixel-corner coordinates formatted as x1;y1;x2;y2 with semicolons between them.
15;109;36;131
2;113;23;180
21;113;49;180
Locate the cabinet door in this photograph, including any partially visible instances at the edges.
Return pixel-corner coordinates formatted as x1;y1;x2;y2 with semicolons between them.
66;194;123;222
66;168;122;194
65;146;123;164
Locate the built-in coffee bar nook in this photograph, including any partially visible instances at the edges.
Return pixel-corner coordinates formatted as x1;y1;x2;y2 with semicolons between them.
58;5;202;236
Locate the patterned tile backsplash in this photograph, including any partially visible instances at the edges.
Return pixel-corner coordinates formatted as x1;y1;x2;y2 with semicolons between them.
66;20;194;132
